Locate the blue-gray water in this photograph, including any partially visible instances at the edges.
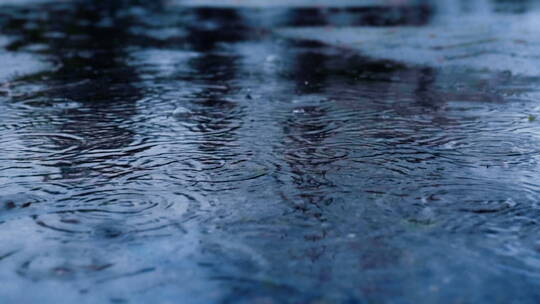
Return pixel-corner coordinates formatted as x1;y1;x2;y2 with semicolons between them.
1;1;540;303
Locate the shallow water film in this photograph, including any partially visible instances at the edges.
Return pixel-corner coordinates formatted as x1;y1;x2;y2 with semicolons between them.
1;0;540;303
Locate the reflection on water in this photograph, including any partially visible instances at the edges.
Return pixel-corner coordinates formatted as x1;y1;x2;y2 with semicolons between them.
1;0;540;303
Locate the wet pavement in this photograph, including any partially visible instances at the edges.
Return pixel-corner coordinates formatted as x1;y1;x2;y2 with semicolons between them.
1;0;540;303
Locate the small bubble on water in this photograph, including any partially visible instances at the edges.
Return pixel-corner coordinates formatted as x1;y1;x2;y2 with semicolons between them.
172;106;193;118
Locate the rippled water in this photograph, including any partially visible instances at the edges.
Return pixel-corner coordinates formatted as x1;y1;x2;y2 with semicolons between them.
1;1;540;303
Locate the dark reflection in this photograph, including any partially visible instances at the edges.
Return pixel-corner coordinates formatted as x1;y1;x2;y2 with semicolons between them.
414;67;439;109
187;54;243;158
182;6;250;167
186;8;250;51
183;8;246;174
284;4;433;27
349;4;433;26
492;0;533;13
286;8;329;26
281;105;337;218
291;50;330;94
276;46;416;301
435;0;537;15
1;1;146;151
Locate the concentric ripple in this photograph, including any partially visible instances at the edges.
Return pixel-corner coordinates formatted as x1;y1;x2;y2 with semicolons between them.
30;189;194;241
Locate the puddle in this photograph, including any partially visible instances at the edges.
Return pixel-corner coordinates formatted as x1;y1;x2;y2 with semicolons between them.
1;0;540;303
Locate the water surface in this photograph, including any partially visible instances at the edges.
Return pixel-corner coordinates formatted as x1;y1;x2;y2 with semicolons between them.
1;1;540;303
